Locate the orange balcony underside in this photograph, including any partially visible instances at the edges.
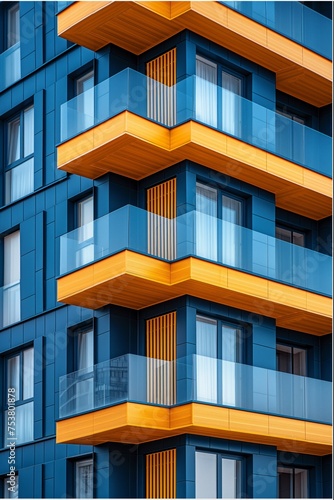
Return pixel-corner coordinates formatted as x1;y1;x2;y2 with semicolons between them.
57;250;332;336
57;112;332;221
56;402;332;456
57;1;332;107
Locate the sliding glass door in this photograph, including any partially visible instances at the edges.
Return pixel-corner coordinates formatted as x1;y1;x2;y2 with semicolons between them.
196;315;243;406
196;55;242;137
196;56;217;127
196;183;243;267
222;195;242;267
196;183;218;261
196;316;218;403
222;70;242;136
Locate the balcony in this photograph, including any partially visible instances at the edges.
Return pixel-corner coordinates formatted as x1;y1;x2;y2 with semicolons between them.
0;43;21;91
220;1;332;60
57;1;332;106
57;206;332;335
57;70;332;220
56;354;332;455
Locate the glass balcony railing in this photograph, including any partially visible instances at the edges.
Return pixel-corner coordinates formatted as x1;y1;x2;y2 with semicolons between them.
0;43;21;91
60;69;331;177
59;205;332;297
220;1;332;60
59;354;332;425
0;283;21;330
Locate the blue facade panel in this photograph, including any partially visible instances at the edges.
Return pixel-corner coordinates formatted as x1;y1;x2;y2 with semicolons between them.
0;1;331;498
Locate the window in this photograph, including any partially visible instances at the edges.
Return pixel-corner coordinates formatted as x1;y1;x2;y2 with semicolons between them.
4;347;34;445
276;226;305;247
196;315;243;405
275;225;306;286
6;3;19;49
3;476;18;498
5;106;34;204
75;459;93;498
75;71;94;132
195;451;242;498
276;107;306;165
75;195;94;267
278;467;309;498
196;182;243;266
196;55;242;135
73;326;94;414
2;230;20;327
1;3;20;90
277;343;307;376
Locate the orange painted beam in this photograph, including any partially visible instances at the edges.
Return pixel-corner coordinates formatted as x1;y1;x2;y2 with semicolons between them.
57;251;332;335
57;1;332;106
56;402;332;456
57;112;332;221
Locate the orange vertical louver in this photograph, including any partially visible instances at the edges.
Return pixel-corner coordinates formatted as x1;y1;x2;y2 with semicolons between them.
147;178;176;260
146;449;176;499
146;311;176;405
146;48;176;126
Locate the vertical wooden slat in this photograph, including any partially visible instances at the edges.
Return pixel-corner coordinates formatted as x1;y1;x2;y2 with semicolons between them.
146;450;176;499
146;312;176;405
146;48;176;126
147;178;176;260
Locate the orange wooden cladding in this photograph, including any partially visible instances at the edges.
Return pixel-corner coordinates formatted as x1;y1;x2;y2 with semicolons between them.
146;312;176;361
146;48;176;87
146;449;176;498
57;251;332;336
57;1;332;106
57;113;331;221
56;402;332;456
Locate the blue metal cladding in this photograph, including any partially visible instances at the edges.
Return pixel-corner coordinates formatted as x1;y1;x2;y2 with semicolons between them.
0;2;332;498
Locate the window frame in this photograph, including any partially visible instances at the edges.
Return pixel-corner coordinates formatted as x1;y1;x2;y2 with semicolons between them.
277;465;310;498
195;449;244;498
2;475;18;499
5;2;20;51
75;457;94;499
275;223;307;248
2;230;21;327
195;180;246;266
195;53;246;134
196;314;245;363
3;346;34;446
196;181;246;227
74;194;94;268
5;105;34;205
276;342;308;376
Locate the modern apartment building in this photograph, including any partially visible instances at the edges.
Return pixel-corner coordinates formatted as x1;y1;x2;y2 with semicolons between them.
0;1;332;498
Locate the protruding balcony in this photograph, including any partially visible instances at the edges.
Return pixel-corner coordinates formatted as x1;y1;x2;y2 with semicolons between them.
57;70;332;220
56;354;332;455
57;1;332;106
57;206;332;335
